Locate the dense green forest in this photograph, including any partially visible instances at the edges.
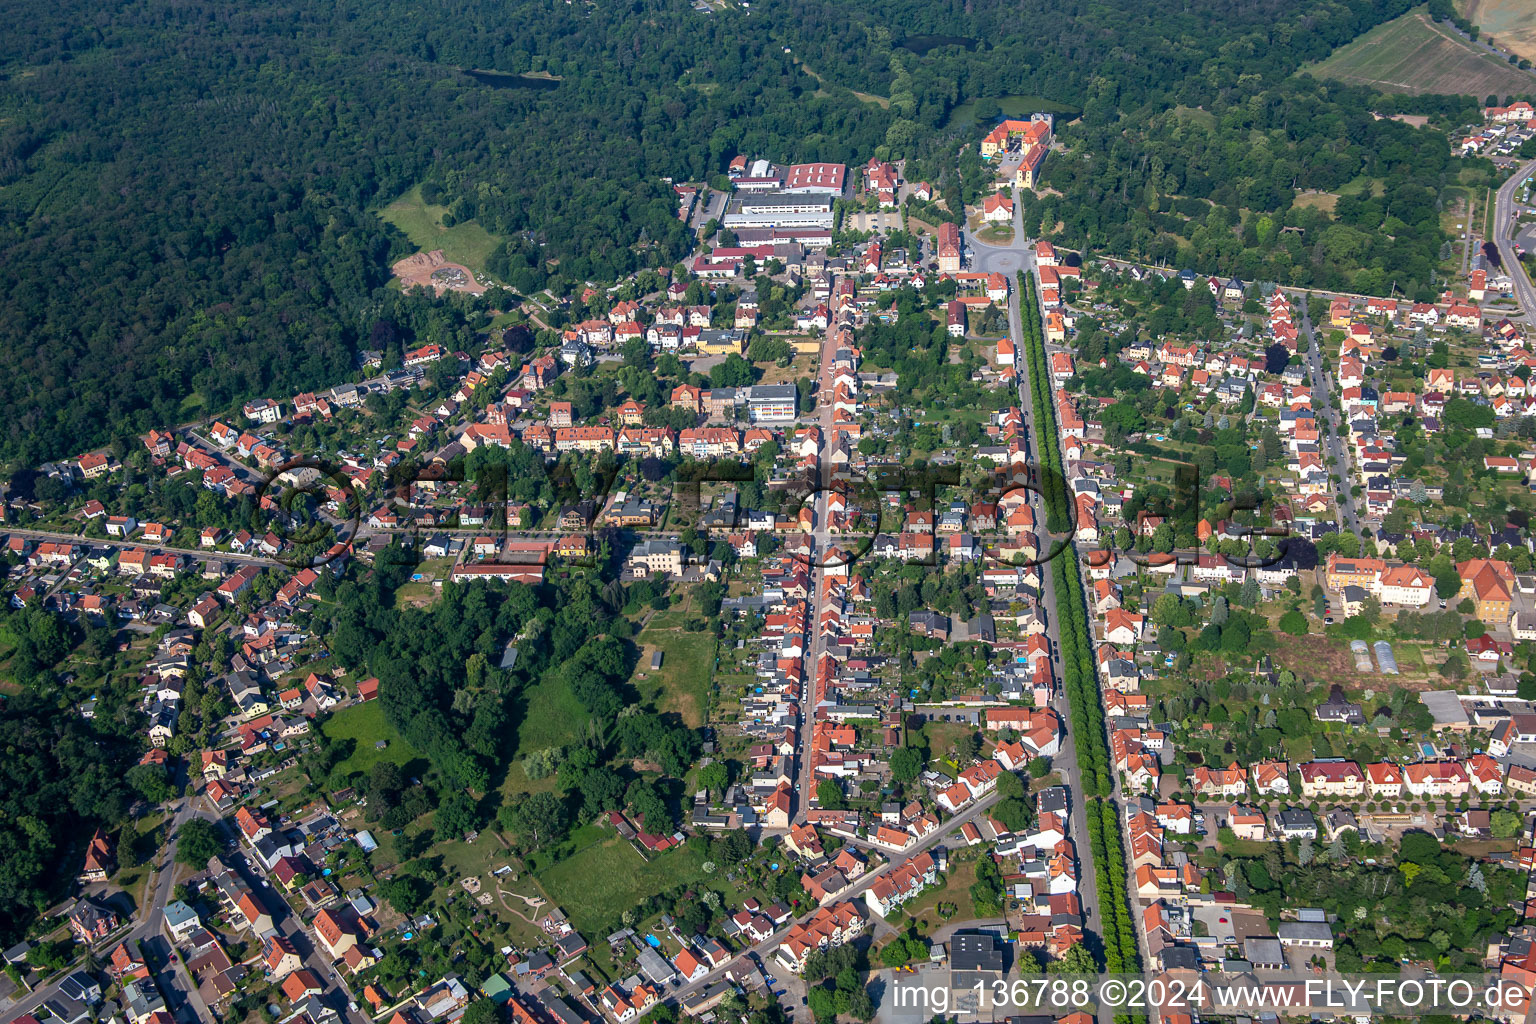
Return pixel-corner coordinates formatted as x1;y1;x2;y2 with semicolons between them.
1021;78;1478;297
778;0;1420;109
0;0;1490;466
321;552;703;837
0;0;879;466
0;694;138;941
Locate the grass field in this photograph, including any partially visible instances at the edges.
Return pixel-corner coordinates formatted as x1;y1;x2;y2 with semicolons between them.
512;672;592;757
433;826;515;881
757;353;817;386
536;835;709;936
1293;192;1339;213
320;701;421;777
1216;835;1274;858
631;622;717;729
380;184;504;274
1282;735;1316;762
898;856;978;931
947;94;1082;128
394;582;438;608
1309;7;1536;95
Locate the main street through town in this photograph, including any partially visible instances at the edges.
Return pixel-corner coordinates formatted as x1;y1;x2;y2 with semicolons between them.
1296;299;1364;537
770;210;1124;1021
997;203;1118;1024
1494;158;1536;323
940;192;1125;1021
793;316;846;826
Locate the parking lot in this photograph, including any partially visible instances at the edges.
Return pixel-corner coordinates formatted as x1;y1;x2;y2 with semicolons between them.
849;209;902;233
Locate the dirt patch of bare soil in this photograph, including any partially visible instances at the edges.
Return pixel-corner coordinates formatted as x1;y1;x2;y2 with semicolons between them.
392;249;486;295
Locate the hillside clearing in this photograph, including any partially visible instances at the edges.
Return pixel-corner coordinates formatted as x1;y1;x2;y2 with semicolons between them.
380;184;503;275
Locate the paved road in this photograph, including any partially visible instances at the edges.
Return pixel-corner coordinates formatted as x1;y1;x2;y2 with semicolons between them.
1460;191;1477;277
184;432;265;487
793;300;848;824
1;795;207;1024
195;800;371;1024
691;188;727;234
967;188;1033;278
1296;298;1364;537
1008;261;1116;1024
1494;160;1536;321
1;787;371;1024
2;525;284;568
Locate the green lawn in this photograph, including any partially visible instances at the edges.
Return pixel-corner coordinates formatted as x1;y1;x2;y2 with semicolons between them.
897;856;977;932
536;836;709;937
643;602;698;630
380;184;504;274
1282;735;1315;762
394;582;437;608
922;721;980;763
946;94;1082;128
631;625;717;728
321;701;420;777
513;673;591;757
1216;835;1274;857
433;827;515;880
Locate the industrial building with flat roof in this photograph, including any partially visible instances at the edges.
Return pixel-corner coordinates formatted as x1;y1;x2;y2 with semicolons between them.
724;193;835;230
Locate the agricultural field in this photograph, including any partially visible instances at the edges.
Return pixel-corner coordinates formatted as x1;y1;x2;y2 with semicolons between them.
1460;0;1536;64
1309;7;1536;95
